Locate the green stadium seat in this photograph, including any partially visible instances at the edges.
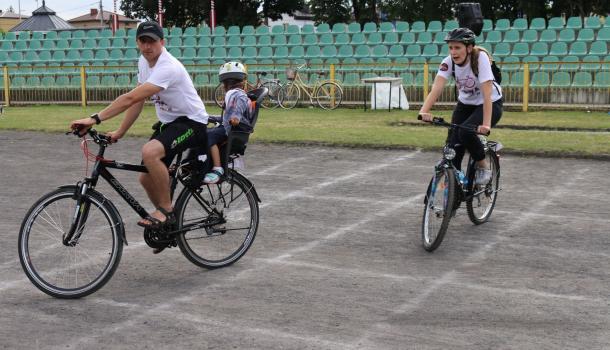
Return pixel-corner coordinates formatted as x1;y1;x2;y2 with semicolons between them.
193;74;210;86
95;49;109;62
388;45;404;58
494;42;511;57
109;49;123;61
100;29;113;38
337;57;357;71
572;72;593;88
124;49;138;60
16;32;29;40
24;51;38;62
303;34;317;46
243;46;258;59
338;45;353;58
111;38;124;48
384;32;399;45
305;45;321;58
551;71;571;87
584;16;602;29
31;32;44;40
478;42;493;53
589;41;608;56
168;47;181;57
317;23;331;34
66;50;81;62
86;30;99;39
495;19;510;31
343;72;360;86
347;22;361;33
227;36;241;46
239;25;254;36
212;47;226;59
332;33;347;46
57;31;70;39
500;56;520;71
354;45;371;58
83;38;95;49
530;17;546;30
321;45;337;58
379;22;394;33
115;28;127;37
444;20;458;31
363;22;377;33
0;41;12;51
503;30;519;43
4;32;16;41
530;72;549;87
580;55;601;71
530;42;548;56
212;36;225;47
256;25;270;36
332;23;346;33
400;32;415;44
9;52;23;62
548;17;564;29
416;32;432;44
11;76;26;88
577;28;595;41
116;75;132;87
301;24;315;35
0;51;8;62
395;21;409;32
539;29;556;42
593;71;610;87
485;30;502;44
433;31;447;44
367;32;382;44
183;47;197;59
422;44;438;58
540;56;560;71
226;26;240;36
127;28;137;37
56;40;69;50
98;38;111;48
287;34;302;46
226;47;241;59
126;37;136;47
400;72;414;85
569;42;587;56
392;56;409;71
199;36;212;47
522;55;539;70
508;43;530;57
183;36;197;47
566;16;582;29
411;21;425;33
288;46;304;58
427;21;442;32
184;27;197;36
55;75;71;87
521;29;538;43
52;51;66;62
371;44;388;58
483;19;493;31
558;28;575;42
42;40;54;50
197;47;212;59
39;51;52;62
26;76;41;87
512;18;528;31
351;33;366;45
439;44;448;56
404;44;421;57
272;34;286;46
549;42;568;55
560;55;580;71
213;26;226;37
15;41;27;50
319;33;333;45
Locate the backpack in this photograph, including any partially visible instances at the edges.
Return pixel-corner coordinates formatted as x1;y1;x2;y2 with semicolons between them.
451;47;502;99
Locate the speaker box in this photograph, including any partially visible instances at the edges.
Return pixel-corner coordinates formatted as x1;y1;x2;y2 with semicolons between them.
455;2;484;36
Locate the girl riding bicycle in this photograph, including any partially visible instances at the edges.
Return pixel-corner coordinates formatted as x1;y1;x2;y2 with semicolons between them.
419;27;503;185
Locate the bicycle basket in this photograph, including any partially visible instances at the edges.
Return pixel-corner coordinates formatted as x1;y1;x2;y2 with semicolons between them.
286;68;296;80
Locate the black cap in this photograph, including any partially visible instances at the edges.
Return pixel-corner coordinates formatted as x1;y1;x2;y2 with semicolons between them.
136;21;163;41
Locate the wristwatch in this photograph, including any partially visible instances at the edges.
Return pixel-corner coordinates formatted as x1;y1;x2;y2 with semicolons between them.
90;113;101;125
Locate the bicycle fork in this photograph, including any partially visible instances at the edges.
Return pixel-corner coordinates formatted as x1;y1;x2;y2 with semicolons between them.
63;181;92;246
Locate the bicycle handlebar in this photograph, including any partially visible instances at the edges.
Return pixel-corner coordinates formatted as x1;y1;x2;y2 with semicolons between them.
66;127;112;145
417;115;490;136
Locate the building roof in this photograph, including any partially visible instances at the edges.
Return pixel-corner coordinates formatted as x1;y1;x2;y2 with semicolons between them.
0;9;30;19
68;9;138;23
9;1;72;31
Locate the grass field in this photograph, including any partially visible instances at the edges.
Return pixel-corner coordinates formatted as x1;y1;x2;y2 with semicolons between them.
1;105;609;157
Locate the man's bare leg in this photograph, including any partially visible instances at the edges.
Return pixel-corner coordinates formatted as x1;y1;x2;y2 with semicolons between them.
139;140;172;224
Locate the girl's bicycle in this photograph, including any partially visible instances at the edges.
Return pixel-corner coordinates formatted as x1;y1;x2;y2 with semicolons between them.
214;71;282;109
279;64;343;110
18;89;268;299
419;115;502;252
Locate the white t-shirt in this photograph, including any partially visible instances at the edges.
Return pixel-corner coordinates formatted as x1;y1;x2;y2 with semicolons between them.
436;52;502;105
137;47;208;124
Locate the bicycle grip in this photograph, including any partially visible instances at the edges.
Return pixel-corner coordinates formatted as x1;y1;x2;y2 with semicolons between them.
417;115;423;120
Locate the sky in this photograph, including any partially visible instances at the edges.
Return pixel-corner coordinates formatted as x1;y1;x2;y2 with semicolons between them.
1;0;126;20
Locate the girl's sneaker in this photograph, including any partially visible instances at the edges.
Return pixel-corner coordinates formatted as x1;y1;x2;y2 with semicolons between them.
474;168;492;185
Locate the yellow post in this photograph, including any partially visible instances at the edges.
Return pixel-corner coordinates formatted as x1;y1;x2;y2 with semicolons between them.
3;66;9;106
329;64;335;108
80;66;87;107
522;63;529;112
423;63;429;100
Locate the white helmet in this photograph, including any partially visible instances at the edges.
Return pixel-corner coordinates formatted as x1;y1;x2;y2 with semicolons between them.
219;61;247;82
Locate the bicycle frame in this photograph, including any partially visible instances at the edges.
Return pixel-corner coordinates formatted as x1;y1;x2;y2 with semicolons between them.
288;65;338;102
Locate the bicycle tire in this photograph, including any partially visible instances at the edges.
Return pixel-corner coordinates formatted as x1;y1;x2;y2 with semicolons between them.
467;150;500;225
18;186;123;298
315;82;343;110
260;81;282;109
421;167;457;252
214;83;226;108
175;171;259;269
279;82;300;109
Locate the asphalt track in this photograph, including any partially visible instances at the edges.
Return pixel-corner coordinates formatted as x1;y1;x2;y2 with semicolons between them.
1;130;609;349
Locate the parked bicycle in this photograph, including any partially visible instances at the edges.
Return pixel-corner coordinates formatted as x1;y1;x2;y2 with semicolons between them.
18;89;268;299
214;71;282;109
419;115;502;252
279;64;343;110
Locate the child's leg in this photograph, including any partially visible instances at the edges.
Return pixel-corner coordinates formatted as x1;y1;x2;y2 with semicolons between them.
204;143;224;184
210;144;221;168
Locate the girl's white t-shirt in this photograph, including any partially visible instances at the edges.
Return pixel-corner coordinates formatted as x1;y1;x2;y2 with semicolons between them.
436;52;503;105
138;48;208;124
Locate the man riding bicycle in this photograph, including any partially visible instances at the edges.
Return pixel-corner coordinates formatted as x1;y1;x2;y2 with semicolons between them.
70;21;209;246
419;28;503;185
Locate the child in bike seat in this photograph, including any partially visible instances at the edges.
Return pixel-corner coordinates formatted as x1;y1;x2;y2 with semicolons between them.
204;61;254;184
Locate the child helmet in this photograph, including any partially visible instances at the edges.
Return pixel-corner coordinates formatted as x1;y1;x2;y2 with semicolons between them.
219;61;247;82
444;28;476;45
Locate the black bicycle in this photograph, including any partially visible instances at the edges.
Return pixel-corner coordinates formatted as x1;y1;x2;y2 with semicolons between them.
18;88;268;299
419;115;502;252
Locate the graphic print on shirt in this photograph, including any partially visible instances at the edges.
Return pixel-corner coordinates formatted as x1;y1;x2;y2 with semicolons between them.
151;94;171;112
456;74;479;97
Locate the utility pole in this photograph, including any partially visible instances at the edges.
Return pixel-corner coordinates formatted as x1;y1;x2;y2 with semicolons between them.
210;0;216;29
158;0;163;27
99;0;104;27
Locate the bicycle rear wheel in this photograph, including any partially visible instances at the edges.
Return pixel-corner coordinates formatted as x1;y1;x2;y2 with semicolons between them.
421;167;456;252
260;81;282;109
214;83;226;108
467;150;500;225
279;82;300;109
18;187;123;298
175;172;259;268
315;82;343;110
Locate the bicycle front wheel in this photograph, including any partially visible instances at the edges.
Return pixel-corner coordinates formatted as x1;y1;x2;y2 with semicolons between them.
467;150;500;225
260;81;282;109
280;82;300;109
214;83;226;108
175;172;259;268
315;82;343;110
421;167;456;252
18;187;123;298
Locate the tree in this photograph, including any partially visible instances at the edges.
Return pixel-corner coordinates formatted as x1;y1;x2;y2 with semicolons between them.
120;0;208;28
262;0;305;24
310;0;352;25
